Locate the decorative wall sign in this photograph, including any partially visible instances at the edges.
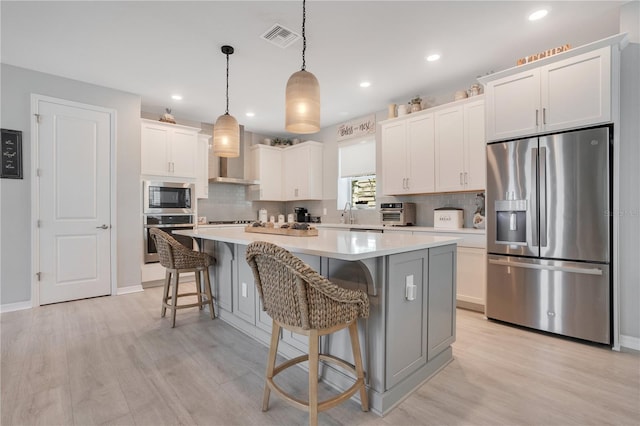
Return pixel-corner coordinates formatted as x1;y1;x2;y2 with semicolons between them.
337;114;376;141
1;129;23;179
517;44;571;66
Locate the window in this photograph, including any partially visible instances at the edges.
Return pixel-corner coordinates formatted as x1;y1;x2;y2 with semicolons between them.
338;138;376;209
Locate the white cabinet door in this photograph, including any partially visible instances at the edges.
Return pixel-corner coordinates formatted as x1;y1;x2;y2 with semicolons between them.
170;128;198;178
541;46;611;132
251;145;283;200
407;114;435;194
434;105;465;192
283;143;323;200
141;119;200;179
196;134;210;199
464;100;486;191
381;121;408;195
456;247;486;308
484;69;540;142
141;122;171;176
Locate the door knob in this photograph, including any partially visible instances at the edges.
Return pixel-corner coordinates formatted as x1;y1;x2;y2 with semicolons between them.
96;224;109;229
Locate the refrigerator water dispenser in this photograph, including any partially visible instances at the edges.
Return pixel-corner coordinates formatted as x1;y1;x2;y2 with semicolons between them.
494;199;527;245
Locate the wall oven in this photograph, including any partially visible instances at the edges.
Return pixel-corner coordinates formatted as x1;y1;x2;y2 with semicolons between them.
143;214;195;263
143;181;196;263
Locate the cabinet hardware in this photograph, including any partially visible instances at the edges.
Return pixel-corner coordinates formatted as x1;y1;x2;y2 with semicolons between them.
464;172;468;185
535;109;539;126
406;178;409;189
459;172;463;185
543;108;547;125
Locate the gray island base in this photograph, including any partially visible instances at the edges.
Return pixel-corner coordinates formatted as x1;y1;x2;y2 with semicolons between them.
175;227;458;416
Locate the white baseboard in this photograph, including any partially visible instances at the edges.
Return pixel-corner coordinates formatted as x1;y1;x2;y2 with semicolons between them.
0;300;32;313
619;334;640;351
116;285;144;295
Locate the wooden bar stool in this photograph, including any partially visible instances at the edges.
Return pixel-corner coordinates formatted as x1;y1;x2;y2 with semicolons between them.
150;228;215;327
246;241;369;426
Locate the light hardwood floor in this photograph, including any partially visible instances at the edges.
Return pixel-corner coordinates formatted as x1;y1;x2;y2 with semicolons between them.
2;284;639;426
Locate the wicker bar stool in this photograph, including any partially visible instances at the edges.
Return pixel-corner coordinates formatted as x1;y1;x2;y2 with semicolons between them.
246;241;369;426
150;228;215;328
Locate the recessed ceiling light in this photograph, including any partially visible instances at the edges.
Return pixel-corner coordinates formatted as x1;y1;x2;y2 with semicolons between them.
171;94;183;101
360;81;371;88
426;54;440;62
528;9;548;21
246;112;255;117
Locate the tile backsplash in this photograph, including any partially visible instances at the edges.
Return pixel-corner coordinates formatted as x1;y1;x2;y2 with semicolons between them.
197;183;484;229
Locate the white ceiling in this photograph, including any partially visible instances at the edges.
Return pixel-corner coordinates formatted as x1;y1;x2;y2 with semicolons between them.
0;1;626;137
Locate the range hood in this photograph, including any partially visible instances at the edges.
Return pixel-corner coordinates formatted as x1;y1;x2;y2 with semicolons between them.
208;126;260;185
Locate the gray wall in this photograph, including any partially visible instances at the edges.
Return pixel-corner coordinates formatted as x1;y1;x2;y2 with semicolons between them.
0;64;142;305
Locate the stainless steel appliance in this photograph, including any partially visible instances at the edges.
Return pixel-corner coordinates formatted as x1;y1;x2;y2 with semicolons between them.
143;214;195;263
142;181;196;263
143;181;194;214
380;202;416;226
486;126;611;344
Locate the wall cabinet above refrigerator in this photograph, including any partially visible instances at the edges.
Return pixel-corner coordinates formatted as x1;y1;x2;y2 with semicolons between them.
480;34;627;142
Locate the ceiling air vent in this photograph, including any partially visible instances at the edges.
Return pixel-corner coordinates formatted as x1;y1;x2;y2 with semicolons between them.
261;24;300;48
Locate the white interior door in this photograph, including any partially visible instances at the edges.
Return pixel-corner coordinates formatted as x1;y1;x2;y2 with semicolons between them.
36;98;112;305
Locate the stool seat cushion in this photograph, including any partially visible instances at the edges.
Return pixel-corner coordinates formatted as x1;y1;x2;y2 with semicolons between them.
150;227;214;270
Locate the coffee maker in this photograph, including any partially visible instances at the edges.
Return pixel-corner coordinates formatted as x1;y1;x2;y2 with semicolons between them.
294;207;308;222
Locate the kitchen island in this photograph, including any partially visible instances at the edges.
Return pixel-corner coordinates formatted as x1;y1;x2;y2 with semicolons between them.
175;227;459;415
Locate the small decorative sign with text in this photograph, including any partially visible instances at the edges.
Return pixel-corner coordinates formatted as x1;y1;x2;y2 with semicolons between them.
1;129;23;179
517;44;571;66
337;114;376;141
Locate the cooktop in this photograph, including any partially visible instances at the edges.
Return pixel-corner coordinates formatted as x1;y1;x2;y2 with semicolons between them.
208;220;254;225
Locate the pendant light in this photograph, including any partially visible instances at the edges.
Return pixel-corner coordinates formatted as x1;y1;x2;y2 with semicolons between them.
285;0;320;134
213;45;240;158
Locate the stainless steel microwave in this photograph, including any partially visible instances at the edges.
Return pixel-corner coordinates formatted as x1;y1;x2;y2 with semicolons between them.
143;181;195;214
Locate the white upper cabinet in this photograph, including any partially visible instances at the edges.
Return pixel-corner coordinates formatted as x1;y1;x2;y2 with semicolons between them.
541;47;611;133
381;113;435;195
196;134;210;199
250;142;323;201
249;144;283;201
434;106;465;192
283;142;323;200
484;45;613;141
141;119;200;179
434;99;485;192
463;100;486;191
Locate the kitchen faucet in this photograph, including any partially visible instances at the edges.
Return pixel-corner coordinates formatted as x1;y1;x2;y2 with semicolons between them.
342;202;354;224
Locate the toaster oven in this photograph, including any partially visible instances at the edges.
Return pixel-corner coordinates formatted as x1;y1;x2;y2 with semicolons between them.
380;202;416;226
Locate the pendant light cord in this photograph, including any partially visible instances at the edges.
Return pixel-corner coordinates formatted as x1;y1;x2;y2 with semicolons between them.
225;52;230;114
301;0;306;71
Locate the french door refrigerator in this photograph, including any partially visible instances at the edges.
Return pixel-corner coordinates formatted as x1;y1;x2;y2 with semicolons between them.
486;126;611;344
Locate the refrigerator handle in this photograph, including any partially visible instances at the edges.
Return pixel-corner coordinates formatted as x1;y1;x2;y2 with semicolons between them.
531;148;539;247
539;147;547;247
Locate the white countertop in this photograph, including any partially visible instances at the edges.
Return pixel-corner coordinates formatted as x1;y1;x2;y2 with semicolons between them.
176;227;460;261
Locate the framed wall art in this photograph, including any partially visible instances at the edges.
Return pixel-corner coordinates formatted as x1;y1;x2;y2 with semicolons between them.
1;128;23;179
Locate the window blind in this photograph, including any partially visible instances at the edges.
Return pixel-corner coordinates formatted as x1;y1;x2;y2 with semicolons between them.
339;139;375;177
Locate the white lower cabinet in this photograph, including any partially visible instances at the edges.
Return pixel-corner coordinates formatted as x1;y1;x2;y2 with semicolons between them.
456;247;486;309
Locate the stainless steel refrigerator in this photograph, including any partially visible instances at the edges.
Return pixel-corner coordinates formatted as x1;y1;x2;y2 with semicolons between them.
486;126;611;344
